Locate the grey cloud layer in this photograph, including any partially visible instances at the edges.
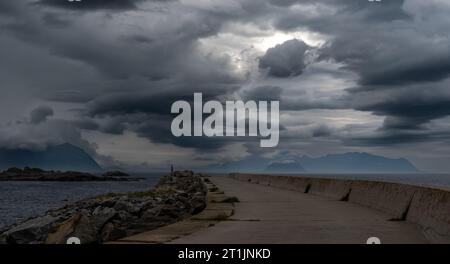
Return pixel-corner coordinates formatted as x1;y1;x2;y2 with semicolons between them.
269;0;450;146
39;0;146;11
1;0;450;170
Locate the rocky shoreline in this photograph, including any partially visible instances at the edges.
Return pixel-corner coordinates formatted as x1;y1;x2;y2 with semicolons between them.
0;167;143;182
0;171;207;244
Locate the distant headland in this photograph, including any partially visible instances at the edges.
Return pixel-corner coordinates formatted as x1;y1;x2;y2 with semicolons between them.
0;167;141;182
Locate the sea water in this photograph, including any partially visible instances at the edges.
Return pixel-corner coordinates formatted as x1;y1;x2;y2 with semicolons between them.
0;173;163;229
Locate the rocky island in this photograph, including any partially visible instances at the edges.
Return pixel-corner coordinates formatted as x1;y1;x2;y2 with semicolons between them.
0;167;142;182
102;171;130;177
0;171;207;244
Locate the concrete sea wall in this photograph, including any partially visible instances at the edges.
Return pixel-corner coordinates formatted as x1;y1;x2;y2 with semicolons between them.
229;173;450;243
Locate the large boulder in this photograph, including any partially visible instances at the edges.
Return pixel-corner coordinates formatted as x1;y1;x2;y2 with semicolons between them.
1;215;58;244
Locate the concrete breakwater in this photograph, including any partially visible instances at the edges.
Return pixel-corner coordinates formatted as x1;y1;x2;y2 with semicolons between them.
0;171;207;244
230;173;450;243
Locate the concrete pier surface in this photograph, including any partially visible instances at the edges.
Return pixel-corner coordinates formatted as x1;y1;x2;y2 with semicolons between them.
171;176;428;244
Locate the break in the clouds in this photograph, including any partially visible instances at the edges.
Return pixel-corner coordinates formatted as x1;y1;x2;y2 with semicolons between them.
1;0;450;172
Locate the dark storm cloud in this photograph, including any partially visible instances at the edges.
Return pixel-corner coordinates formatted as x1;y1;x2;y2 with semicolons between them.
101;118;127;135
14;23;182;79
242;85;348;111
0;0;247;152
44;90;99;103
242;86;282;101
87;87;268;151
270;0;450;88
344;89;450;145
125;35;154;44
133;114;231;150
311;124;333;137
86;90;232;117
0;117;96;154
282;97;349;111
89;112;235;150
344;130;450;147
262;0;450;147
354;94;450;129
267;0;298;7
344;133;421;146
2;0;450;172
73;119;100;130
259;39;311;78
381;116;425;130
274;0;410;31
87;93;179;117
42;13;71;27
0;2;20;15
84;86;270;150
320;36;450;86
39;0;145;11
346;79;450;145
359;55;450;86
341;0;410;22
3;1;227;81
85;90;255;149
0;107;101;154
30;106;54;124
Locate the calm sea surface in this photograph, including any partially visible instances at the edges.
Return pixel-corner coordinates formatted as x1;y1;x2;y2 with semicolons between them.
2;172;450;229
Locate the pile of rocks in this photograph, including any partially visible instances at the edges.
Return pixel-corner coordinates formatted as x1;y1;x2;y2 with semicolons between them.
0;171;207;244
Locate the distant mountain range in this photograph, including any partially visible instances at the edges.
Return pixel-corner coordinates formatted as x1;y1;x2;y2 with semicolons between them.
0;143;419;174
215;152;418;173
265;160;306;173
0;143;102;172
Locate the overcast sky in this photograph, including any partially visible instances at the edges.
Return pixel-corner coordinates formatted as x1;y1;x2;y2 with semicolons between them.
1;0;450;172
